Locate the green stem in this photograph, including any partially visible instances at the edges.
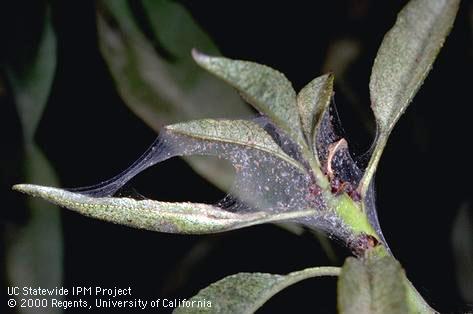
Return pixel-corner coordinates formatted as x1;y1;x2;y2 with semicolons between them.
405;279;437;313
333;194;436;313
358;133;387;199
332;193;378;238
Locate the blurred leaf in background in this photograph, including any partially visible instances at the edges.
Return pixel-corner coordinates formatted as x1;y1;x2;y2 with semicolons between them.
4;4;63;314
97;0;253;190
451;203;473;304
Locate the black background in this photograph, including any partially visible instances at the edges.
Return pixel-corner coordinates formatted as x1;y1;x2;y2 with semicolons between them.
1;1;472;313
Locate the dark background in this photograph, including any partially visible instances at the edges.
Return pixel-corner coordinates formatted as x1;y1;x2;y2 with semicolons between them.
1;1;472;313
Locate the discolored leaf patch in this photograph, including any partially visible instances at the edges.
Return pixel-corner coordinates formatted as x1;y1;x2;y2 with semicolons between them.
338;256;408;314
360;0;460;195
12;185;318;234
174;266;340;314
192;50;305;148
297;73;334;154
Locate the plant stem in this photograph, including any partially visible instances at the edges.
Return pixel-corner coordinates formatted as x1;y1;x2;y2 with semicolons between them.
334;194;437;313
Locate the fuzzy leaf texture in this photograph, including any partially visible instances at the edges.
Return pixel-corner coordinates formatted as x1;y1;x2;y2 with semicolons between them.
173;267;340;314
337;256;409;314
166;119;305;172
361;0;460;194
12;185;317;234
12;118;323;234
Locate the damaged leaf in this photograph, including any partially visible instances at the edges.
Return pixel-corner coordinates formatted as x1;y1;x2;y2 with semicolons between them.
12;185;318;234
166;119;305;172
174;266;340;314
361;0;460;195
192;50;305;147
338;256;408;314
297;73;334;154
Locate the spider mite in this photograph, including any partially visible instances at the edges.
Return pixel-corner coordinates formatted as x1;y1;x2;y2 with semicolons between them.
306;183;322;202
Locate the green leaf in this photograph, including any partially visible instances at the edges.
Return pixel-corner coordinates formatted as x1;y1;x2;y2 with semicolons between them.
360;0;460;195
297;73;334;154
370;0;459;134
192;50;305;147
12;184;318;234
141;0;217;63
5;9;62;314
97;0;251;190
337;256;408;314
173;266;340;314
166;119;305;172
6;8;56;143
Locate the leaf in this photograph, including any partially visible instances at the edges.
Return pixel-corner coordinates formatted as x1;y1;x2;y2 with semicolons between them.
192;50;305;147
166;119;305;172
337;256;408;314
360;0;460;195
370;0;459;134
296;73;334;154
64;118;309;202
7;146;63;314
97;0;251;190
12;184;318;234
6;7;56;143
140;0;217;62
173;266;340;314
5;8;62;314
451;203;473;303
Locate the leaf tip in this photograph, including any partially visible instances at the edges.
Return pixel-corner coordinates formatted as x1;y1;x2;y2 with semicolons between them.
326;72;335;82
191;48;209;64
12;183;51;198
12;183;31;194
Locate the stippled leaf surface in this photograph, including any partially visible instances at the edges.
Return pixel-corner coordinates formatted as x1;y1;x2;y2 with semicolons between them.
12;185;317;235
166;119;305;172
192;50;305;147
370;0;459;134
97;0;251;190
173;267;340;314
361;0;460;194
338;256;408;314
